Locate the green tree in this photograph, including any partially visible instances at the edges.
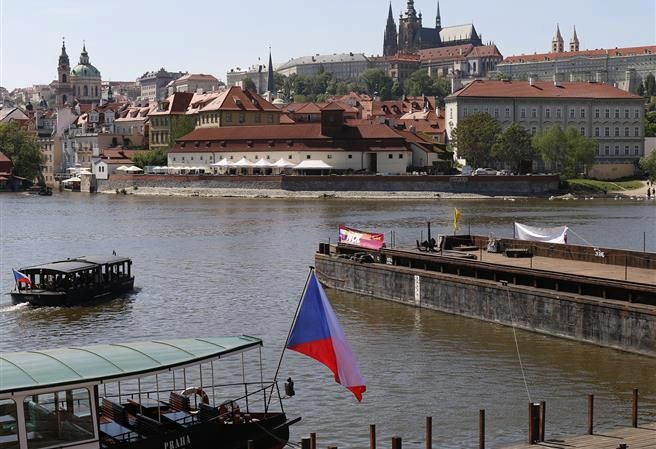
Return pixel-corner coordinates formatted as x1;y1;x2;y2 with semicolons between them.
448;112;501;168
0;123;43;181
532;125;596;179
639;150;656;179
637;82;646;97
645;111;656;137
131;149;168;169
404;69;433;96
359;69;394;100
242;77;257;92
644;73;656;97
491;123;536;172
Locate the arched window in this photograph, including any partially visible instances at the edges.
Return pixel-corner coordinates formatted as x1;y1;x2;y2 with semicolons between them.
94;86;98;97
83;85;88;96
62;94;67;104
62;73;67;83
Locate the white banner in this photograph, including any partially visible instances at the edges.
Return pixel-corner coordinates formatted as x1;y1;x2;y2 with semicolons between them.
514;222;568;244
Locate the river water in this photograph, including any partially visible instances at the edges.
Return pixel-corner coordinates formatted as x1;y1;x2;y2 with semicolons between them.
0;193;655;449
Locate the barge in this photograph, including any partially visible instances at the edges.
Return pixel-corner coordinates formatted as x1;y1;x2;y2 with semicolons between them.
314;235;656;357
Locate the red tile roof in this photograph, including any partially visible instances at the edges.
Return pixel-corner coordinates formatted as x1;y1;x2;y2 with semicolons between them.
448;80;641;99
280;114;296;124
419;44;473;62
0;151;10;163
199;86;278;112
175;73;219;83
149;92;195;116
501;45;656;64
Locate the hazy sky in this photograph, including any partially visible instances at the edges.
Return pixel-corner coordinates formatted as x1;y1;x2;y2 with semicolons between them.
1;0;655;90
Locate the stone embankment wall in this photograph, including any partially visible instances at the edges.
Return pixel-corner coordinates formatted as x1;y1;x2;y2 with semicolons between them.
100;174;559;195
315;254;656;357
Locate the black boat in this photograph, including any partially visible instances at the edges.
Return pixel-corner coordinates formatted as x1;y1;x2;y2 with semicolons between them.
0;336;299;449
10;256;134;306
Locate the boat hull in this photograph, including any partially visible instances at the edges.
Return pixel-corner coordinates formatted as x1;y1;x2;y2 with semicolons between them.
101;412;296;449
10;277;134;306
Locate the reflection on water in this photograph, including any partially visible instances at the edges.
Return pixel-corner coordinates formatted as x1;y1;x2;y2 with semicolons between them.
0;193;654;449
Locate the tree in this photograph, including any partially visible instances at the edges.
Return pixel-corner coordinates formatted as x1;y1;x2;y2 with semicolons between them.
359;69;394;100
639;150;656;180
131;149;168;169
0;123;43;181
404;69;433;96
532;125;596;179
644;73;656;97
448;112;501;168
637;82;646;97
491;123;536;172
645;111;656;137
242;77;257;92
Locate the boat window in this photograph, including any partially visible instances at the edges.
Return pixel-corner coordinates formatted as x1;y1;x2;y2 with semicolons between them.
0;398;18;449
23;388;94;449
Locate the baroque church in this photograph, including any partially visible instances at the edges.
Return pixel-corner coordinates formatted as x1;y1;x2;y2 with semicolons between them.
383;0;482;56
55;39;102;107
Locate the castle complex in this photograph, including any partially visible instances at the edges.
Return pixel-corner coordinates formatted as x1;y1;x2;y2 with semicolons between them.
383;0;482;56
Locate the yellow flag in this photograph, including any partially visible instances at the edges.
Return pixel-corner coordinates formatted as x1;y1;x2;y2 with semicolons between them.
453;208;461;233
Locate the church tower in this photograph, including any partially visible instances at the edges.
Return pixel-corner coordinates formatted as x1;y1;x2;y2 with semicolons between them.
267;48;275;93
55;38;73;107
569;25;580;52
383;3;398;56
551;24;564;53
435;0;441;30
398;0;421;53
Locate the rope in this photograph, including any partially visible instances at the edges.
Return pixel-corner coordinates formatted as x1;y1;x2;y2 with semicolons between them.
504;282;532;403
567;228;596;248
250;418;302;448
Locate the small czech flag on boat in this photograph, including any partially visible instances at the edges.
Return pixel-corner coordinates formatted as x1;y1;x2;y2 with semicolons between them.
13;269;32;286
286;271;366;401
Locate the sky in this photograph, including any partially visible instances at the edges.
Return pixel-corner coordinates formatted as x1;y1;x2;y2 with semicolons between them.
1;0;655;90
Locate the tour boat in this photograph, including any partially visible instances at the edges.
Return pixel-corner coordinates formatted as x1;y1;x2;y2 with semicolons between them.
0;336;299;449
10;256;135;306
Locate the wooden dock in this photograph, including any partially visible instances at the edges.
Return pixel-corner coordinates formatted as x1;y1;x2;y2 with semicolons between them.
502;421;656;449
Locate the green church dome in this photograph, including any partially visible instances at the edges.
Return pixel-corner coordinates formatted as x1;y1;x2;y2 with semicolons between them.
71;63;101;78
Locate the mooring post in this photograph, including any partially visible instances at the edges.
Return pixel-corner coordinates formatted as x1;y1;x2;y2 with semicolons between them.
310;433;317;449
248;440;254;449
624;256;628;281
588;394;594;435
479;409;485;449
369;424;376;449
391;436;402;449
425;416;432;449
302;437;311;449
632;388;638;428
539;401;546;442
328;446;338;449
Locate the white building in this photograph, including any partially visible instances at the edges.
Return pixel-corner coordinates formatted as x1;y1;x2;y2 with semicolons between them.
445;79;644;179
277;53;370;81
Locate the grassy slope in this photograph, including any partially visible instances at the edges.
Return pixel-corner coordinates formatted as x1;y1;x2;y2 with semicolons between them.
567;179;644;193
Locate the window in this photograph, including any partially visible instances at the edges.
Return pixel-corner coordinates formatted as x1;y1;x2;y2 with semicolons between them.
595;146;600;156
614;109;620;119
569;109;575;119
614;127;620;137
604;127;610;137
306;155;311;159
255;113;261;123
634;145;640;155
594;127;600;137
594;109;600;119
505;107;510;118
624;109;630;119
327;154;332;159
580;108;585;118
473;107;478;113
520;108;526;118
288;155;292;159
634;127;640;137
556;108;561;119
624;127;629;137
531;108;537;118
580;127;585;136
531;127;537;135
545;108;551;118
238;112;245;123
614;145;619;156
604;145;609;155
605;109;610;119
463;107;469;116
624;145;629;155
634;109;640;119
23;388;94;449
348;154;353;159
267;113;274;123
449;108;453;119
226;112;232;122
494;108;499;118
388;154;393;159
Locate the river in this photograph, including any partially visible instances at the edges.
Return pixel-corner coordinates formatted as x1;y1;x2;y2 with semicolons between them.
0;192;654;449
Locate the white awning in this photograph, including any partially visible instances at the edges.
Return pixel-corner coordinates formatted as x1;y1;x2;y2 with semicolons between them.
292;160;333;170
211;158;232;167
116;165;129;171
272;158;296;168
126;166;144;172
61;177;81;183
232;157;254;168
254;159;273;167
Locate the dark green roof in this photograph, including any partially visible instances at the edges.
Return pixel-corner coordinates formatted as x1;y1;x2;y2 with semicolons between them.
71;63;101;77
0;336;262;394
20;256;131;273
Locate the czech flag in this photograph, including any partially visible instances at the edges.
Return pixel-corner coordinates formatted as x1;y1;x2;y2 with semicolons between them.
286;272;366;401
13;269;32;286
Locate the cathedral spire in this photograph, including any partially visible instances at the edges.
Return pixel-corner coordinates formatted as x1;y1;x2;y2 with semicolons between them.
383;1;398;56
436;0;441;29
570;25;579;52
406;0;417;18
79;42;90;65
552;24;564;53
59;37;69;66
267;46;275;93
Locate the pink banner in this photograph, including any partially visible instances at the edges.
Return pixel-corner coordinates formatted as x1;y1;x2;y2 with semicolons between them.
339;225;384;250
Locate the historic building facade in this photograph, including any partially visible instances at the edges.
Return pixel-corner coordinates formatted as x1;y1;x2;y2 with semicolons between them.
383;1;482;57
445;80;645;179
54;40;102;106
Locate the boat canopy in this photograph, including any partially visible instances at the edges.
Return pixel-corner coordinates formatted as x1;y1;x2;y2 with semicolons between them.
19;256;131;273
0;336;262;394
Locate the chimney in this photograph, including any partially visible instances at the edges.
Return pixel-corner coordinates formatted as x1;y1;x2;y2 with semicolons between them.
553;73;562;87
529;76;535;87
